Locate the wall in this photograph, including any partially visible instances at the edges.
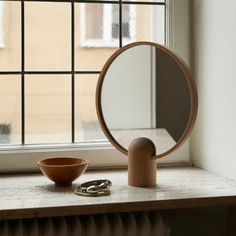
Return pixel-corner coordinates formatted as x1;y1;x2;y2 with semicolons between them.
167;0;190;64
191;0;236;179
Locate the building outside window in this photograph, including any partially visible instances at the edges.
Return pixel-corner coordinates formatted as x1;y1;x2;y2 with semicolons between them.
80;3;136;47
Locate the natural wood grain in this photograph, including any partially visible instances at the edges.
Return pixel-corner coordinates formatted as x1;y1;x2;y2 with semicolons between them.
1;166;236;220
128;137;157;187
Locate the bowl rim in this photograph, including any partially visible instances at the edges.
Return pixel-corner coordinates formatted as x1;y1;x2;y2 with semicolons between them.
37;157;89;167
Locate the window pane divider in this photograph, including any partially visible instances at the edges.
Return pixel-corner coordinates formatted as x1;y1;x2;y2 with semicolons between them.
71;0;75;142
0;71;101;74
119;0;122;47
121;1;165;5
21;0;25;145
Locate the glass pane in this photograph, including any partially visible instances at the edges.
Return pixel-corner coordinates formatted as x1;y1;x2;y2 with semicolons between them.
112;5;119;39
86;4;103;39
111;4;130;39
122;4;165;45
122;4;131;39
0;1;21;71
75;3;119;71
25;2;71;71
0;75;21;145
75;74;106;143
25;75;71;144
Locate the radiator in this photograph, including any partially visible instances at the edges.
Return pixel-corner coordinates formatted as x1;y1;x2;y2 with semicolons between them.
0;211;167;236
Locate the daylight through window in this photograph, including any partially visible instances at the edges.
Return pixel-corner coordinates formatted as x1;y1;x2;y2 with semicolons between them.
0;0;165;147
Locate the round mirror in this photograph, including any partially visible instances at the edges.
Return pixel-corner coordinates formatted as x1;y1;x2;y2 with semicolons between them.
96;42;197;159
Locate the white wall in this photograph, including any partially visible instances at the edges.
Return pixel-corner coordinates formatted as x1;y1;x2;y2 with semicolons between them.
191;0;236;179
167;0;190;63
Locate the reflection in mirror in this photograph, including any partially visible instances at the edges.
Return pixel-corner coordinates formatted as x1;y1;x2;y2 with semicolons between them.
101;45;191;155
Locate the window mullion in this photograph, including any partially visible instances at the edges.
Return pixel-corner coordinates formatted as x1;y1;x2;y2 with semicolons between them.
21;0;25;145
71;0;75;143
119;0;122;47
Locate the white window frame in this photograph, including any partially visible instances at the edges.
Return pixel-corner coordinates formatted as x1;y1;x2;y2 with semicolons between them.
80;3;136;48
0;1;5;48
0;0;191;173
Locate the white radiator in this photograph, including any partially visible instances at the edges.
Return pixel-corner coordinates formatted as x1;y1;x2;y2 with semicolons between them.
0;212;167;236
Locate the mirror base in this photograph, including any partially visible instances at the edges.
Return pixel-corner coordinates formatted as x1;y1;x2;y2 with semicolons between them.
128;137;156;187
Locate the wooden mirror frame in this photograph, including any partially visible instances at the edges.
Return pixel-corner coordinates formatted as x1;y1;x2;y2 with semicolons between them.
96;42;198;187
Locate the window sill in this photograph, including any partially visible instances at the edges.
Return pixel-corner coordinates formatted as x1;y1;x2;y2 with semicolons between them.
0;141;191;173
1;166;236;220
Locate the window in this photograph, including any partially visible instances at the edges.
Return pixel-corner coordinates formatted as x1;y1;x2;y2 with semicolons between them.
0;1;4;48
0;0;192;172
0;0;165;147
80;3;136;47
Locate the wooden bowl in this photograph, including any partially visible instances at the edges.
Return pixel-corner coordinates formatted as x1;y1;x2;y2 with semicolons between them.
37;157;89;185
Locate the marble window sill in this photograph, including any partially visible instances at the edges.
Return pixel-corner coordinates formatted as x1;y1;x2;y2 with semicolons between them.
1;166;236;220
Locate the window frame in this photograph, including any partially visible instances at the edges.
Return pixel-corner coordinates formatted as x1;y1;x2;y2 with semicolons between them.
80;3;136;48
0;0;192;173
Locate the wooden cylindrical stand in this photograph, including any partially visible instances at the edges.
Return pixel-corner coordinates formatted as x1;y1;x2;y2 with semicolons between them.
128;137;157;187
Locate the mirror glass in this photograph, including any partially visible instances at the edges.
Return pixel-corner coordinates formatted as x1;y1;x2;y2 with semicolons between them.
98;43;195;157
